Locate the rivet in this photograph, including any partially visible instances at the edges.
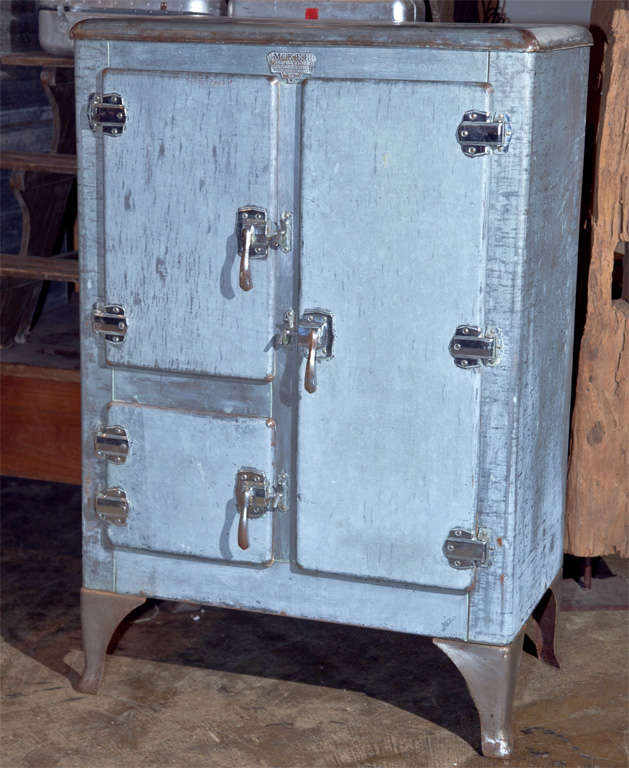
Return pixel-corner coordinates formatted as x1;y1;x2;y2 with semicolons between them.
462;328;470;334
468;147;476;154
447;544;454;552
461;129;469;137
111;128;119;135
454;343;461;351
460;360;468;367
242;212;248;218
117;112;124;120
470;112;477;119
256;213;263;219
454;560;462;567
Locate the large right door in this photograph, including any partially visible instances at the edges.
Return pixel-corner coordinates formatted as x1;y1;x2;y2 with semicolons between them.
295;77;492;591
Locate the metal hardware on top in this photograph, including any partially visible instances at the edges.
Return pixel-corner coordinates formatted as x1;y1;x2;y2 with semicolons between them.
277;309;334;394
93;303;128;343
456;111;512;157
94;426;129;464
88;92;127;136
449;325;500;369
236;206;292;292
95;488;128;526
443;529;489;569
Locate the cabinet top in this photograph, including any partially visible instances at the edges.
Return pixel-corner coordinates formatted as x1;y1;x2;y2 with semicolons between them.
72;17;592;52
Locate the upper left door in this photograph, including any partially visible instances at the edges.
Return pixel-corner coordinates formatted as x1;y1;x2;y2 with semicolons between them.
100;68;279;380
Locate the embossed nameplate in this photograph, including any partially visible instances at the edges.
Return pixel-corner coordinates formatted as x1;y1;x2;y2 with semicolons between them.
267;52;316;83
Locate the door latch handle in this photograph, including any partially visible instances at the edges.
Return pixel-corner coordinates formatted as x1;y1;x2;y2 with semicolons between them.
235;469;269;551
239;225;254;292
236;207;292;293
304;329;318;393
237;486;253;549
277;309;334;395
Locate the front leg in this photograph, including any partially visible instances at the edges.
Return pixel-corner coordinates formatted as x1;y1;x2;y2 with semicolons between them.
433;629;524;758
77;587;146;694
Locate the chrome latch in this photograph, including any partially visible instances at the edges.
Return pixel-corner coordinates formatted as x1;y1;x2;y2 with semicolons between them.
444;529;489;569
93;303;127;343
88;93;127;136
277;309;334;394
95;488;128;526
235;469;269;550
94;426;129;464
456;111;512;157
449;325;500;369
236;206;292;292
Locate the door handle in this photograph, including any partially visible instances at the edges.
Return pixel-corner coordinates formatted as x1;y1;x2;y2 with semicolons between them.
239;225;254;292
304;329;318;394
236;206;292;293
235;469;269;551
280;310;333;395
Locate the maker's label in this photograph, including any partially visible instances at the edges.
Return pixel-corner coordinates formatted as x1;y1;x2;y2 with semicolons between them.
267;52;316;83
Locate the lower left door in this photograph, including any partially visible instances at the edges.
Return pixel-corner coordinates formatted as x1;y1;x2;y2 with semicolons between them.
99;403;276;564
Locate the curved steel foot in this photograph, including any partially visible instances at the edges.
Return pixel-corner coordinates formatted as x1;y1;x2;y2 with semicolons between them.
434;629;524;758
77;587;146;694
527;574;561;668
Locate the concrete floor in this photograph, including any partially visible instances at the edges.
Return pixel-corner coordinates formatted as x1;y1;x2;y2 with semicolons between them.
1;477;628;768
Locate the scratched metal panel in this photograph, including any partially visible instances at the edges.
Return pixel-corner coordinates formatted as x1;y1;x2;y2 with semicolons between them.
114;555;470;638
296;77;490;590
102;69;278;379
105;403;275;563
468;47;589;644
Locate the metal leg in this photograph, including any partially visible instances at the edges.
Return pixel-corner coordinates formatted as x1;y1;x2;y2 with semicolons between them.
77;587;146;694
433;629;524;759
527;574;561;668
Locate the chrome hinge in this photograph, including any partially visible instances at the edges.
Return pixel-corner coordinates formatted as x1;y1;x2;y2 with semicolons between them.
449;325;500;369
94;426;129;464
93;303;127;343
95;488;128;526
88;92;127;136
457;111;512;157
444;529;490;569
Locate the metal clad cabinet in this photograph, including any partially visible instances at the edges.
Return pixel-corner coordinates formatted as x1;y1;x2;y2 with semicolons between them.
73;18;590;757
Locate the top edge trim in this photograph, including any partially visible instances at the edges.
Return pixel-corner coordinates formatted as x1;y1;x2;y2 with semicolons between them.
71;18;592;52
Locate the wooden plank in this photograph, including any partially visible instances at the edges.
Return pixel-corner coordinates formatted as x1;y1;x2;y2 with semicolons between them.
0;151;77;174
0;372;81;485
0;253;78;282
566;10;629;558
1;52;74;68
0;363;80;383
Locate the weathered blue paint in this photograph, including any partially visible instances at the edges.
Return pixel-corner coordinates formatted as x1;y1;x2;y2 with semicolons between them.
75;20;590;644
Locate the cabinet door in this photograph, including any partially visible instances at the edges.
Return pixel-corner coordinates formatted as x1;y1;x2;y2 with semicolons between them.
101;69;278;380
295;78;491;591
104;403;275;564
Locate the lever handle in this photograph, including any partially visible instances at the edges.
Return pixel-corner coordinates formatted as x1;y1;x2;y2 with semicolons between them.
237;486;252;550
304;329;318;394
239;225;253;292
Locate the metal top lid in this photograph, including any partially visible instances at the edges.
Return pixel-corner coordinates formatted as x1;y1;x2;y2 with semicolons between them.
71;16;592;51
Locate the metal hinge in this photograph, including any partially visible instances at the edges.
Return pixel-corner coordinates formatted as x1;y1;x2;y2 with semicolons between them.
93;303;127;343
443;529;489;569
88;92;127;136
449;325;500;369
95;488;128;526
95;426;129;464
457;111;512;157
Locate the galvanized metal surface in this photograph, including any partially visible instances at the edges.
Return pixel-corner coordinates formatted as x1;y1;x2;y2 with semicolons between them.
103;403;276;563
75;27;588;649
